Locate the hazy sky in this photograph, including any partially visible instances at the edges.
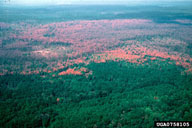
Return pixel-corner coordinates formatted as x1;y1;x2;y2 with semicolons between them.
2;0;191;5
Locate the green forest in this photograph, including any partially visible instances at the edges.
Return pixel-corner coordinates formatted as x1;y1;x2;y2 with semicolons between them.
1;3;192;128
1;60;192;128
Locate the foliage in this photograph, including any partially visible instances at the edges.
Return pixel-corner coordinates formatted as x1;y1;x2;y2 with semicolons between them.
0;60;192;128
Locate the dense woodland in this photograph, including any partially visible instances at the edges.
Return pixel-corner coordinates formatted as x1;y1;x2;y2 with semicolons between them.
0;60;192;127
0;4;192;128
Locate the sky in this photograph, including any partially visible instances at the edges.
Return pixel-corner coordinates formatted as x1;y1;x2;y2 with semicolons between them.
1;0;192;5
